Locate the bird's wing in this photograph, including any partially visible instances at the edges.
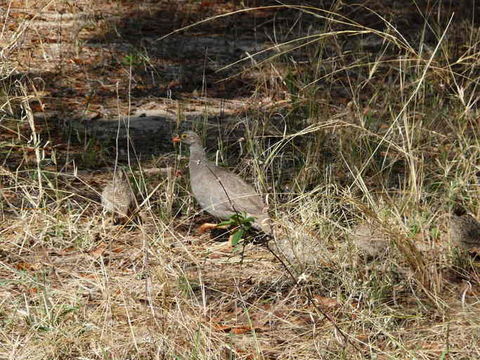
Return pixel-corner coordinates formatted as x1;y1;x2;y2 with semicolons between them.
192;161;266;218
211;165;266;213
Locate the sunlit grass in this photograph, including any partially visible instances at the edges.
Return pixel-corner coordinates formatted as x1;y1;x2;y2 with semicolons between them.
2;1;480;359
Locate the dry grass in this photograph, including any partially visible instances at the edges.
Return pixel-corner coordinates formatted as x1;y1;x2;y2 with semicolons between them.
2;1;480;359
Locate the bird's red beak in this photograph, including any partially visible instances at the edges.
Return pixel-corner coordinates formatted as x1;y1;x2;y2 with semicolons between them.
172;136;181;143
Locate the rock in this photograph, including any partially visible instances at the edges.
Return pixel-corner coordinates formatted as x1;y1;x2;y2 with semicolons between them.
69;99;247;159
80;115;176;158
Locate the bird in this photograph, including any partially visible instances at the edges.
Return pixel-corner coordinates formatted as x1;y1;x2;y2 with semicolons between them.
350;223;389;259
172;131;271;235
101;168;137;224
450;205;480;252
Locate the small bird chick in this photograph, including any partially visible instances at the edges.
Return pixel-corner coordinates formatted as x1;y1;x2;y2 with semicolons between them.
450;206;480;252
101;169;136;224
351;223;390;259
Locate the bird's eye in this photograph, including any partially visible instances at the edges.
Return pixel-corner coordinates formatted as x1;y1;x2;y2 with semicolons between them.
181;134;188;139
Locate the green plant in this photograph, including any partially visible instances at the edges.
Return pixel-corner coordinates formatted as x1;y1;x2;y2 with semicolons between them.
217;211;256;246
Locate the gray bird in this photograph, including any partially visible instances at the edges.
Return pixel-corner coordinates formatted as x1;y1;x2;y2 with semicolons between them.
450;206;480;251
101;169;136;223
173;131;271;234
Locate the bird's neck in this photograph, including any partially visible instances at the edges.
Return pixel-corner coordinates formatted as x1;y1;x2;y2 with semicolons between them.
189;143;207;163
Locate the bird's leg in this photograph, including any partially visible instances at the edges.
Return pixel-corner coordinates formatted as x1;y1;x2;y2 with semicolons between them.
198;223;220;234
198;222;231;234
238;243;246;264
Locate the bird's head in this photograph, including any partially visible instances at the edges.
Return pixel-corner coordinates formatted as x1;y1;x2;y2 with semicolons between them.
172;131;202;146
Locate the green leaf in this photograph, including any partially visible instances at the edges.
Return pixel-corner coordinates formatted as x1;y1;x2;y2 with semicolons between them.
440;350;449;360
229;215;240;222
217;219;233;227
230;229;244;246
